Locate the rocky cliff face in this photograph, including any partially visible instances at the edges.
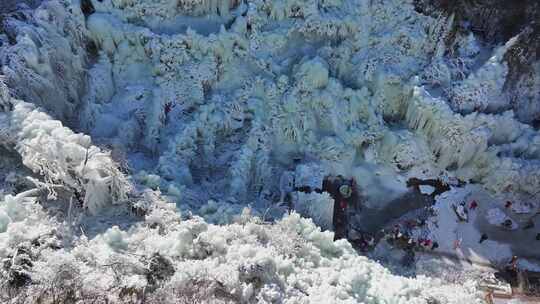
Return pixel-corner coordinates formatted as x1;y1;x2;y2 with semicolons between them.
414;0;538;41
414;0;540;124
0;1;42;14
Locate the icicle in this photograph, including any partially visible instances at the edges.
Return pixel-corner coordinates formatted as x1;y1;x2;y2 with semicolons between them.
293;192;334;230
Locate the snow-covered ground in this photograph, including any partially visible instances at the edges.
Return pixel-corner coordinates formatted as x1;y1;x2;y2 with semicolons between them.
0;0;539;302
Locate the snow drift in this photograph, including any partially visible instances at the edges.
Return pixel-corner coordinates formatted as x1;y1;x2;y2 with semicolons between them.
0;0;539;302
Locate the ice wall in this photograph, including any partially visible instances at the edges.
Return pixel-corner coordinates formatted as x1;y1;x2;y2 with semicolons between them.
0;0;539;300
404;87;540;196
0;0;538;222
33;0;537;213
0;1;89;121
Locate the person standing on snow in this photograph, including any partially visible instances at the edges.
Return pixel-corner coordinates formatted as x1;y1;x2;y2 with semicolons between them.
333;183;352;240
452;202;469;222
366;235;375;247
419;239;432;250
506;256;519;273
479;233;488;243
502;219;514;230
393;224;402;239
163;102;174;124
453;238;462;250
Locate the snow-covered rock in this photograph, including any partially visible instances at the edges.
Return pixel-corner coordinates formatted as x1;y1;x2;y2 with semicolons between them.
0;0;539;301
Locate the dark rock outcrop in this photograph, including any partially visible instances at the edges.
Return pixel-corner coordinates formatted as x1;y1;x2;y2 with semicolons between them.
415;0;540;124
414;0;539;43
0;1;42;15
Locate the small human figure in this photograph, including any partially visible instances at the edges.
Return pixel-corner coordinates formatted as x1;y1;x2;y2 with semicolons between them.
502;219;514;229
366;235;375;247
360;240;369;252
427;206;437;217
405;238;416;251
350;178;357;187
163;102;175;124
505;201;512;209
452;203;468;222
479;233;488;244
339;184;352;200
421;239;432;250
469;200;478;210
507;256;519;272
164;102;173;115
431;241;439;250
354;235;369;252
333;183;352;240
393;224;401;239
453;238;462;250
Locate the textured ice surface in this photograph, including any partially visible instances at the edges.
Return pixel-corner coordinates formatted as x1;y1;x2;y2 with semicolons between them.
69;0;540;210
0;0;539;302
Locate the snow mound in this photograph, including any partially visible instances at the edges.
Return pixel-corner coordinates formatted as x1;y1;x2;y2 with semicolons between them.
0;0;539;301
1;199;482;303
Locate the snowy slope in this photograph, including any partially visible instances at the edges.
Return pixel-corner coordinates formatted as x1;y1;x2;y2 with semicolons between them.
0;0;539;302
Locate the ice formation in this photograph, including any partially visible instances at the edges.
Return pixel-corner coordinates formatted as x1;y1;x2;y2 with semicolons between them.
0;0;539;302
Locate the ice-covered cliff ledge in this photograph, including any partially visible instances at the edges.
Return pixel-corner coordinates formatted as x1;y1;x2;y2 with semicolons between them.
0;0;539;302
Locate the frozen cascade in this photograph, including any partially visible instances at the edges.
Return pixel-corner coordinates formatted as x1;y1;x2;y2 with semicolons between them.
0;0;539;302
404;87;540;195
0;1;89;121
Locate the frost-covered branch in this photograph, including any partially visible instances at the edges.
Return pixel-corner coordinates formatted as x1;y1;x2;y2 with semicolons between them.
4;99;130;214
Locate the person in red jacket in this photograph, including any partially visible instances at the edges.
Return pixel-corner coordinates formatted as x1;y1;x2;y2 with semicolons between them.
164;102;173;115
507;256;519;272
334;183;352;239
329;176;360;241
469;200;478;210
